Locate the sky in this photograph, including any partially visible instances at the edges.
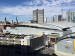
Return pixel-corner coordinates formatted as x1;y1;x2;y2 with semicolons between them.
0;0;75;22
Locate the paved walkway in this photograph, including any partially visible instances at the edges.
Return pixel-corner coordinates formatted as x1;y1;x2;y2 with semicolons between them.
42;47;54;55
36;47;55;56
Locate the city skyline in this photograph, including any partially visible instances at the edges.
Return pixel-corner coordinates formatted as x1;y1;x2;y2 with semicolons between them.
0;0;75;22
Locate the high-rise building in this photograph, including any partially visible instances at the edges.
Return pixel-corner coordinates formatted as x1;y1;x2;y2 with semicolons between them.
33;9;44;23
58;15;62;21
52;15;62;22
66;11;73;22
66;11;75;22
16;17;18;24
33;9;38;22
73;12;75;22
53;15;58;22
4;17;7;25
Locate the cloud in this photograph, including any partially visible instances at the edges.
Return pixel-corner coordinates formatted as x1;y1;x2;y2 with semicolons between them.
22;0;72;6
0;0;74;20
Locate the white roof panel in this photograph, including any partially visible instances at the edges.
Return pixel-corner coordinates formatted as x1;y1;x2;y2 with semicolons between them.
46;21;75;28
20;21;75;30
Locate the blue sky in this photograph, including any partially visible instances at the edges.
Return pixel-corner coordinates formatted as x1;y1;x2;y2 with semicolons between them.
0;0;75;22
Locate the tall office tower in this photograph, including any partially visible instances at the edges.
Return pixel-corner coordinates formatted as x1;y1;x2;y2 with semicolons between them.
58;15;62;21
16;17;18;24
4;17;7;25
66;11;73;22
53;17;55;22
33;9;44;23
73;12;75;22
52;15;62;22
33;9;38;23
52;15;58;22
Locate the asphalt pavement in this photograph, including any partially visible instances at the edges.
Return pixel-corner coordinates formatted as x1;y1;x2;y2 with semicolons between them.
36;47;57;56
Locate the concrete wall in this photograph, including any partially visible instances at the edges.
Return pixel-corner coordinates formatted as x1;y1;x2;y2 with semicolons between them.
55;33;75;56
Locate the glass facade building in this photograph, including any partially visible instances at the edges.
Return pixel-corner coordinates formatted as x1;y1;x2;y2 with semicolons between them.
66;11;74;22
73;12;75;22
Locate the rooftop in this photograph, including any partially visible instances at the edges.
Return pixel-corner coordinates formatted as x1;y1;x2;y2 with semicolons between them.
19;21;75;30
